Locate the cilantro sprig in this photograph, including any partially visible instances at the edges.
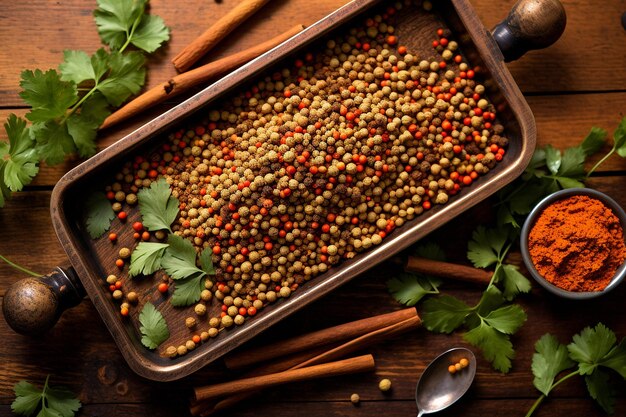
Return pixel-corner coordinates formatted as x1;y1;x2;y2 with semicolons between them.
139;302;170;349
84;191;116;239
11;375;81;417
527;323;626;416
387;243;444;306
422;227;529;373
0;0;170;207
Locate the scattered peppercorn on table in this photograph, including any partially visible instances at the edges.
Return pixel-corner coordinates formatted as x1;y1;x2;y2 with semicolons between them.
1;0;625;416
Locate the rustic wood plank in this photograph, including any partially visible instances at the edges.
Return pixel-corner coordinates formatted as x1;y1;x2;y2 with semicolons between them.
0;0;623;108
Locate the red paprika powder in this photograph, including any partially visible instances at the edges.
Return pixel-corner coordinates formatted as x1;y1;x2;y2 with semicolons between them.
528;195;626;292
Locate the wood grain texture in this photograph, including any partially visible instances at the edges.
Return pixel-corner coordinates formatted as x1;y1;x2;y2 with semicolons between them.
1;0;626;415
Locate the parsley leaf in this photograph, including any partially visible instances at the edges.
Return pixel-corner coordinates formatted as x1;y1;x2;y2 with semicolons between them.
0;114;39;192
0;165;12;207
12;376;81;417
421;295;471;333
467;226;507;269
20;69;78;123
531;334;575;396
199;247;216;275
84;191;115;238
162;234;204;280
96;51;146;107
613;117;626;157
482;304;526;335
464;321;516;373
568;323;619;375
387;272;440;306
94;0;170;53
66;93;110;157
585;369;615;414
129;242;168;277
580;127;607;156
59;49;108;86
30;120;75;165
498;264;532;300
170;275;207;307
137;178;179;232
138;302;169;349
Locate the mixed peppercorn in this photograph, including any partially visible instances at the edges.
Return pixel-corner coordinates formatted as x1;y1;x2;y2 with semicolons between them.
95;0;508;357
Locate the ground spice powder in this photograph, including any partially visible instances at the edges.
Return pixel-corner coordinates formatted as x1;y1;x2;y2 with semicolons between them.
528;195;626;292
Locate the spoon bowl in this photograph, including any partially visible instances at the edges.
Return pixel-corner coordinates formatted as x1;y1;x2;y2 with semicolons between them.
415;348;476;417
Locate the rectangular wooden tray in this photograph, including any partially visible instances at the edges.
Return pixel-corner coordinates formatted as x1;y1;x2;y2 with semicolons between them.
50;0;535;381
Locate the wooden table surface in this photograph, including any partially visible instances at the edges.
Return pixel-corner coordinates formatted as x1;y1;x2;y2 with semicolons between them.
1;0;625;416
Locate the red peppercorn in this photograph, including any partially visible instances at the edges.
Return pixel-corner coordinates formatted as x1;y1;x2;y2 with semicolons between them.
247;306;257;316
132;222;143;232
108;233;117;242
117;211;127;221
158;283;169;293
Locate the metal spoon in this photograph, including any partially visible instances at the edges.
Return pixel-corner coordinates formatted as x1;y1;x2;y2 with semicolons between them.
415;347;477;417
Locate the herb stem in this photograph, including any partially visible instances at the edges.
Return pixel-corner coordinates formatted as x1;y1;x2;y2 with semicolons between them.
587;147;615;178
62;85;97;123
0;254;40;277
525;370;580;417
119;13;142;53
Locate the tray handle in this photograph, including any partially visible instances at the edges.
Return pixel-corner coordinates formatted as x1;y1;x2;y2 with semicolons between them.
2;266;85;335
492;0;566;62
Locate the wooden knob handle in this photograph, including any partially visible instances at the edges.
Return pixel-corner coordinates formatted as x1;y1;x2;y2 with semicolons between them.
2;267;85;335
492;0;566;62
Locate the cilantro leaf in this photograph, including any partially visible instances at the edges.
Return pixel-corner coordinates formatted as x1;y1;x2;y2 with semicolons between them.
170;275;206;307
59;50;108;86
11;377;81;417
600;338;626;378
137;178;179;232
614;117;626;157
1;114;39;191
475;285;506;317
421;295;471;333
94;0;145;50
557;146;586;179
162;234;204;280
482;304;526;335
96;51;145;106
580;127;607;156
129;242;168;277
523;148;547;180
0;165;12;207
139;302;169;349
199;247;216;275
31;121;75;165
66;93;110;157
84;192;115;239
568;323;617;375
585;369;615;414
387;273;440;306
544;145;561;175
20;69;78;123
531;334;575;396
130;14;170;53
498;264;532;300
467;226;507;268
413;242;446;261
464;321;515;373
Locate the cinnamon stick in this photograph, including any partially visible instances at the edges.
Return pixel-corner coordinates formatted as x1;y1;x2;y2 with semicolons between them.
172;0;272;72
99;24;304;130
222;307;417;370
193;354;375;403
190;316;421;416
405;256;492;285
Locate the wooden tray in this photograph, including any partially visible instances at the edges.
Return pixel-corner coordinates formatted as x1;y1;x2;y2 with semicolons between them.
2;0;565;381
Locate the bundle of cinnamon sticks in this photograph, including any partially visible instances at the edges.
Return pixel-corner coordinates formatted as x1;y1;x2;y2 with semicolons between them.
101;0;303;130
189;308;422;416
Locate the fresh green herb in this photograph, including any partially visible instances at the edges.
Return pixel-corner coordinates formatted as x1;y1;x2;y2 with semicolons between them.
162;234;215;306
0;254;41;277
137;179;179;233
12;375;81;417
497;119;626;228
138;302;169;349
419;226;528;373
0;1;169;207
0;115;39;193
84;191;116;238
94;0;170;53
387;243;444;306
526;323;626;416
128;242;168;277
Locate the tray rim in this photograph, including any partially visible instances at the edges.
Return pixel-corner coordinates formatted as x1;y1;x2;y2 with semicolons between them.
50;0;536;381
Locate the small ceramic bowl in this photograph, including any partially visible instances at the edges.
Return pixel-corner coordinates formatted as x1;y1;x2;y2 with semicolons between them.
520;188;626;299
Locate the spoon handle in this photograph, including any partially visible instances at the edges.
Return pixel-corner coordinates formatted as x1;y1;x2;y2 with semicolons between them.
417;411;425;417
